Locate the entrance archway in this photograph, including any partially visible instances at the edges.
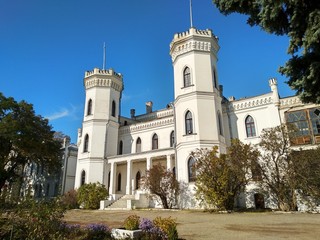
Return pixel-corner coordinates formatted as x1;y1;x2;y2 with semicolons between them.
254;193;265;209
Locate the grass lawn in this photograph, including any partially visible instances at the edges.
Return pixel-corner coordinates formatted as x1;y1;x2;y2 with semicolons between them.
64;209;320;240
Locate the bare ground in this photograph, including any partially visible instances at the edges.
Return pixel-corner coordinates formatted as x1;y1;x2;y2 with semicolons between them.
64;209;320;240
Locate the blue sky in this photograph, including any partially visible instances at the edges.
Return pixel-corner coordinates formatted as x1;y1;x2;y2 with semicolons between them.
0;0;294;143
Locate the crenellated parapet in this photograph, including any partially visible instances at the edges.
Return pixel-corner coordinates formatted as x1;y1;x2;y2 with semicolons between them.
228;94;274;112
84;68;123;91
170;27;219;62
280;96;303;108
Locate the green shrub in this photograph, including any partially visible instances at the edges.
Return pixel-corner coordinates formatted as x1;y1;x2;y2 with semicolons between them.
60;189;79;209
77;182;108;209
124;214;140;230
153;216;178;240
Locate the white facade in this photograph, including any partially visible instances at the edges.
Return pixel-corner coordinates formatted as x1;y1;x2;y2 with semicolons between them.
75;26;320;209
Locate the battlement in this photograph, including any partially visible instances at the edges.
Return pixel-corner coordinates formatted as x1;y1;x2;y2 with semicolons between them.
170;27;220;62
84;68;122;79
174;27;214;39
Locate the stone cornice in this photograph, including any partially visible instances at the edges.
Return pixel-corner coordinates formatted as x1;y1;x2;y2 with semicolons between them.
119;116;174;135
279;96;302;108
228;94;273;112
134;109;174;121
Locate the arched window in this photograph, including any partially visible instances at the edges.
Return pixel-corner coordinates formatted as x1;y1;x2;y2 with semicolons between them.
245;115;256;137
119;140;123;155
170;131;175;147
111;100;116;117
81;170;86;186
136;137;141;153
135;171;141;190
117;173;121;191
87;99;92;115
218;112;223;136
185;111;193;134
183;67;191;87
188;157;196;182
152;134;158;150
83;134;89;152
213;69;217;89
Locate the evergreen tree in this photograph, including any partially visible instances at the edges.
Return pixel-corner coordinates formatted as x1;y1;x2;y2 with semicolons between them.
213;0;320;103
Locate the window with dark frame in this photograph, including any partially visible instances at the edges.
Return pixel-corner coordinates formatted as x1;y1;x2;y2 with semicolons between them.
188;157;196;182
152;134;158;150
170;131;175;147
111;100;116;117
245;115;256;137
87;99;92;115
83;134;89;152
119;140;123;155
185;111;193;134
136;137;141;153
183;67;191;87
81;170;86;186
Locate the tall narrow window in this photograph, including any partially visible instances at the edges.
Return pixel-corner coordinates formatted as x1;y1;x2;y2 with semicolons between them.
218;112;223;136
135;171;141;190
87;99;92;115
213;69;217;89
111;100;116;117
108;171;111;191
245;115;256;137
152;134;158;150
117;173;121;191
136;137;141;153
170;131;175;147
119;141;123;155
83;134;89;152
188;157;196;182
183;67;191;87
81;170;86;186
185;111;193;134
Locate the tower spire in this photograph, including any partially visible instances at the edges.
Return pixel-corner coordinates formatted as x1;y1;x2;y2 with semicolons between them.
189;0;193;28
102;42;106;70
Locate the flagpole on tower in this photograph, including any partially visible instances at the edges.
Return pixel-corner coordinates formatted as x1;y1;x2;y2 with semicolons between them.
189;0;193;28
103;42;106;70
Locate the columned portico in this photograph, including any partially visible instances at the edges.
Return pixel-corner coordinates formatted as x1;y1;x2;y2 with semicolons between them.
126;160;132;194
109;162;117;196
166;154;172;170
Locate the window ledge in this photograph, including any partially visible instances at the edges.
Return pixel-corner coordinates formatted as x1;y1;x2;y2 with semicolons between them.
183;133;197;137
181;84;194;89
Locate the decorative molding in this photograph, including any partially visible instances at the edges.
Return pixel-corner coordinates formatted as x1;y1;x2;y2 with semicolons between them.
84;78;122;91
228;96;273;112
119;117;174;135
134;109;174;121
171;40;212;61
280;96;302;107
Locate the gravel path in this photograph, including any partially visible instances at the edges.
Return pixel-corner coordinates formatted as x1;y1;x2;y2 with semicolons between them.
64;209;320;240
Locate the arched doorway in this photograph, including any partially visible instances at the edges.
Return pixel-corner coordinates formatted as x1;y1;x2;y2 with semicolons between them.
135;171;141;190
254;193;265;209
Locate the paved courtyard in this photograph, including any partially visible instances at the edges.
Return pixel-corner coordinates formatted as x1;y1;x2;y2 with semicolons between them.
64;209;320;240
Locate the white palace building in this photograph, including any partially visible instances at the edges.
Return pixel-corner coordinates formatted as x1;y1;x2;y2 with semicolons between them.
74;25;320;210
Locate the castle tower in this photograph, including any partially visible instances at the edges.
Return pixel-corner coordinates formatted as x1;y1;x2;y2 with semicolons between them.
75;68;124;188
170;27;226;183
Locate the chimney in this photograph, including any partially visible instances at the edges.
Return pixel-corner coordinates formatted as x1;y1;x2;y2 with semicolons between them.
219;85;223;96
130;109;135;118
146;101;153;114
